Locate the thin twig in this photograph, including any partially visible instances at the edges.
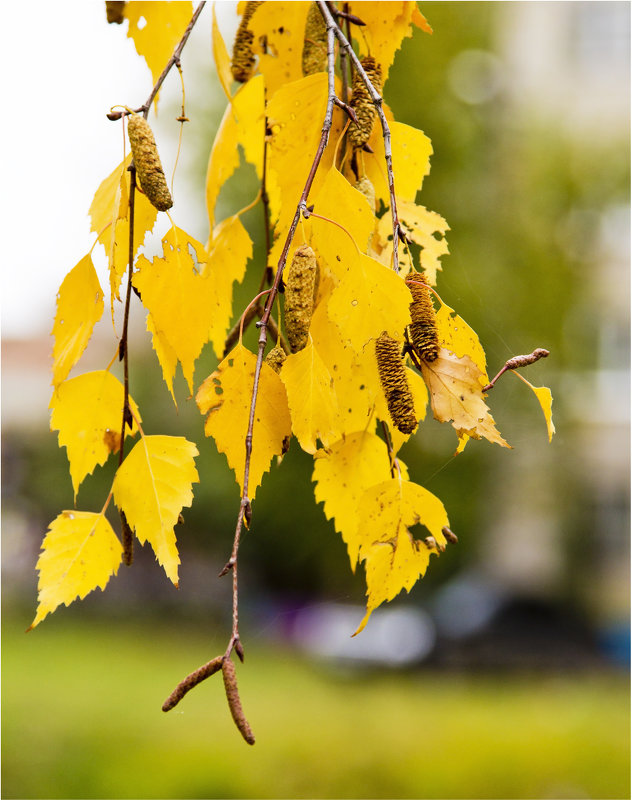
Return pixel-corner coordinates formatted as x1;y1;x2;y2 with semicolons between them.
482;348;550;392
217;8;338;677
318;0;403;273
140;3;206;117
118;166;136;565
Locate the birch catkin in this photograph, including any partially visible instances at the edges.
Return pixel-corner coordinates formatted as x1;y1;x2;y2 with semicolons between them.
349;57;383;150
105;1;126;24
162;656;223;712
231;1;262;83
127;116;173;212
265;345;286;374
302;3;328;76
375;332;417;435
355;175;376;212
406;271;439;362
222;658;256;745
284;245;318;353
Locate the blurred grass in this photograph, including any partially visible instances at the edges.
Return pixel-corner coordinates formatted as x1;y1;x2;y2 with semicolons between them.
2;615;629;800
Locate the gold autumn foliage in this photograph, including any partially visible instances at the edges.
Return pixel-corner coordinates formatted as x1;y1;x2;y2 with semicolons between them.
34;1;553;637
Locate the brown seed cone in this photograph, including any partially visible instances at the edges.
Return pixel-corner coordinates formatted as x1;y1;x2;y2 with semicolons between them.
302;3;328;76
406;271;439;362
105;1;126;24
222;658;256;745
354;175;376;212
375;332;417;434
265;345;286;374
349;56;383;150
284;245;318;353
231;1;263;83
162;656;223;712
127;116;173;212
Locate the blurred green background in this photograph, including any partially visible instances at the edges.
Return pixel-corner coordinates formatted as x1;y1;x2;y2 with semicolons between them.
2;2;629;799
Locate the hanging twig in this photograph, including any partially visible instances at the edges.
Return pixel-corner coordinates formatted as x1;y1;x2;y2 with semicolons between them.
107;3;207;562
482;348;550;392
318;0;403;274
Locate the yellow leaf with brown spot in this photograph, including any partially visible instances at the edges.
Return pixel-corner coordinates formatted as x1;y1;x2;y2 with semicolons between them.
247;2;311;97
280;339;339;453
51;254;104;388
112;435;199;585
376;200;449;284
354;478;449;634
29;511;122;630
196;344;292;500
420;348;510;448
327;251;411;350
50;371;141;500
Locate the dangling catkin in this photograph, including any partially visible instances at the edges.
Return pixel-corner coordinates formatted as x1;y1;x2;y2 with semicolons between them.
222;658;256;745
105;1;125;24
284;245;318;353
406;271;439;362
127;116;173;212
231;1;262;83
349;56;383;150
302;3;328;76
265;345;286;374
375;332;417;435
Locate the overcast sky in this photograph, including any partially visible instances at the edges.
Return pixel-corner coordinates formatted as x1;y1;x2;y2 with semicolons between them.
1;2;234;340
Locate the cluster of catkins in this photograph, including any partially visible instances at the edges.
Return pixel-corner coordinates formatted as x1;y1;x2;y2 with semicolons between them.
376;273;439;435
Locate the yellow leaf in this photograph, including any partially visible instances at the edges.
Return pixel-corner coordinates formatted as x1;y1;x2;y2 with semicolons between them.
515;374;556;442
133;227;212;394
327;251;412;350
310;167;376;271
146;313;179;406
29;511;122;630
266;73;343;232
310;287;380;434
247;2;311;97
50;371;141;500
102;186;158;306
435;300;489;382
420;348;510;448
203;214;253;359
354;478;449;634
112;435;199;585
212;4;233;100
125;2;193;104
196;343;292;500
348;2;419;81
280;339;339;453
377;199;449;284
206;75;265;233
89;154;131;235
313;431;403;567
51;254;104;388
363;121;432;207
